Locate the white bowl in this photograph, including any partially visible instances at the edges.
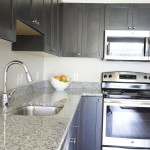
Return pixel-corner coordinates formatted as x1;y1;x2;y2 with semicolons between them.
50;77;70;91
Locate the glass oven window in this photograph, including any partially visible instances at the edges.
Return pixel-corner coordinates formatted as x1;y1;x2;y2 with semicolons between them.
106;106;150;139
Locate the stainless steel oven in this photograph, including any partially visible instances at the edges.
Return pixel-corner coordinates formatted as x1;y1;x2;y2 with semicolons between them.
101;71;150;150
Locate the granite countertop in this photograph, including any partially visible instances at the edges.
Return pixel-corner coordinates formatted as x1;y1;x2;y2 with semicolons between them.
0;87;102;150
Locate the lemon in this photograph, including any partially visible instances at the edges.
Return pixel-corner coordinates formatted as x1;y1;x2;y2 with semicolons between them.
54;76;60;81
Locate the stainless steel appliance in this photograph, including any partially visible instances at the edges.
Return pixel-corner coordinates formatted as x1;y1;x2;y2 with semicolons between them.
101;71;150;150
104;30;150;61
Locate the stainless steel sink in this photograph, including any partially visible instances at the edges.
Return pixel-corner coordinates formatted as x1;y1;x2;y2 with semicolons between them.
8;105;63;116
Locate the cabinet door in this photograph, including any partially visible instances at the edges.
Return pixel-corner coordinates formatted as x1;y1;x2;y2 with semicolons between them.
17;0;44;34
133;4;150;30
61;102;81;150
0;0;16;42
33;0;44;33
77;96;103;150
17;0;33;24
82;4;104;58
105;4;132;30
61;4;82;57
44;0;52;53
50;0;59;55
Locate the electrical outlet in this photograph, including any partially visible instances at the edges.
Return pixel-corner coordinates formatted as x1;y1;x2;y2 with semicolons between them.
73;73;78;81
17;73;23;85
36;72;39;80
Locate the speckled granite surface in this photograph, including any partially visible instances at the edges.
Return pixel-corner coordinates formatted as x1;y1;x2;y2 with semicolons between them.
0;81;102;150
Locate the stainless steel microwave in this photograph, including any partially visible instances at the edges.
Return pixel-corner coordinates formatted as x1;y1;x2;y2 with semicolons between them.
104;30;150;61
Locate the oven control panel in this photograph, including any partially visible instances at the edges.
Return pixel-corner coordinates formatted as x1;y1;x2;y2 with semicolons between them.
102;71;150;83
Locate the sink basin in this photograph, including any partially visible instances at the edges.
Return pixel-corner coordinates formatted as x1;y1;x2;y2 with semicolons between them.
8;105;63;116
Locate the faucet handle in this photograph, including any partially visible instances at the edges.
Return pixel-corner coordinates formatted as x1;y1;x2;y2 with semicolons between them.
8;89;16;99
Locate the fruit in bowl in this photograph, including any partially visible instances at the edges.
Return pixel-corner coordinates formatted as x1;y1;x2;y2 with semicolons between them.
50;75;70;91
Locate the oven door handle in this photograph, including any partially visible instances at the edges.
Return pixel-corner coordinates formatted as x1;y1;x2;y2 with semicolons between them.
144;37;149;56
104;99;150;107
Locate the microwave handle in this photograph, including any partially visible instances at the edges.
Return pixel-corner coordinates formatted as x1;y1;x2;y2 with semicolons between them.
144;37;149;56
107;42;110;55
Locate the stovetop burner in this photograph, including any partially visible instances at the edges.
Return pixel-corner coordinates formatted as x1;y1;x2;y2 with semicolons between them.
101;71;150;100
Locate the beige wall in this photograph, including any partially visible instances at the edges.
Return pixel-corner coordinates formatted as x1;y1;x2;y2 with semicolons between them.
44;57;150;82
0;40;44;91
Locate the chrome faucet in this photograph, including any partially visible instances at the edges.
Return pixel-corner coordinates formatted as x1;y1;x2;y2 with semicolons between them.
2;60;32;108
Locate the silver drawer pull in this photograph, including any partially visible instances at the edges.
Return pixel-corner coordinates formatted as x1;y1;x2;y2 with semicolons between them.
70;137;76;144
133;27;136;29
72;125;79;128
32;20;39;26
128;26;132;29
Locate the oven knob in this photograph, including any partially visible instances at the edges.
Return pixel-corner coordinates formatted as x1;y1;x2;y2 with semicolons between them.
104;74;107;78
109;74;112;78
144;75;147;79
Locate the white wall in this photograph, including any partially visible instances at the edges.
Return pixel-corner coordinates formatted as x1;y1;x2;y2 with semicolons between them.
44;0;150;82
62;0;150;3
44;57;150;82
0;40;44;91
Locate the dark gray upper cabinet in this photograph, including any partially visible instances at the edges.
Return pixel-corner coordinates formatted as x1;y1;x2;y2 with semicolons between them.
12;0;61;55
82;4;104;58
44;0;52;53
44;0;61;55
0;0;16;42
50;0;60;55
17;0;44;33
33;0;44;33
105;4;150;30
61;4;82;57
105;4;132;30
133;4;150;30
61;4;104;58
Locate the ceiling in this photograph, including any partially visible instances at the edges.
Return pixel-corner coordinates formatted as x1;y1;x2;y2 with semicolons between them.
62;0;150;3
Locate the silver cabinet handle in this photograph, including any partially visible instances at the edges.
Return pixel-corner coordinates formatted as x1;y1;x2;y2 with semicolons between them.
133;27;136;29
32;20;39;26
72;125;79;128
77;53;80;56
98;99;101;102
99;53;101;56
70;137;76;144
128;27;132;29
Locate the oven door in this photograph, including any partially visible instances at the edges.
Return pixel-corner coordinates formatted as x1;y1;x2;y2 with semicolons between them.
102;98;150;149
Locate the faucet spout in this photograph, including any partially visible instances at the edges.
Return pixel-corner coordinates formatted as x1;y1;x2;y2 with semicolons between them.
3;60;33;108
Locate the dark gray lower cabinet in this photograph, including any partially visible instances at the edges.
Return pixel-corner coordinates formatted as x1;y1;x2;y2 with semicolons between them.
62;96;103;150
